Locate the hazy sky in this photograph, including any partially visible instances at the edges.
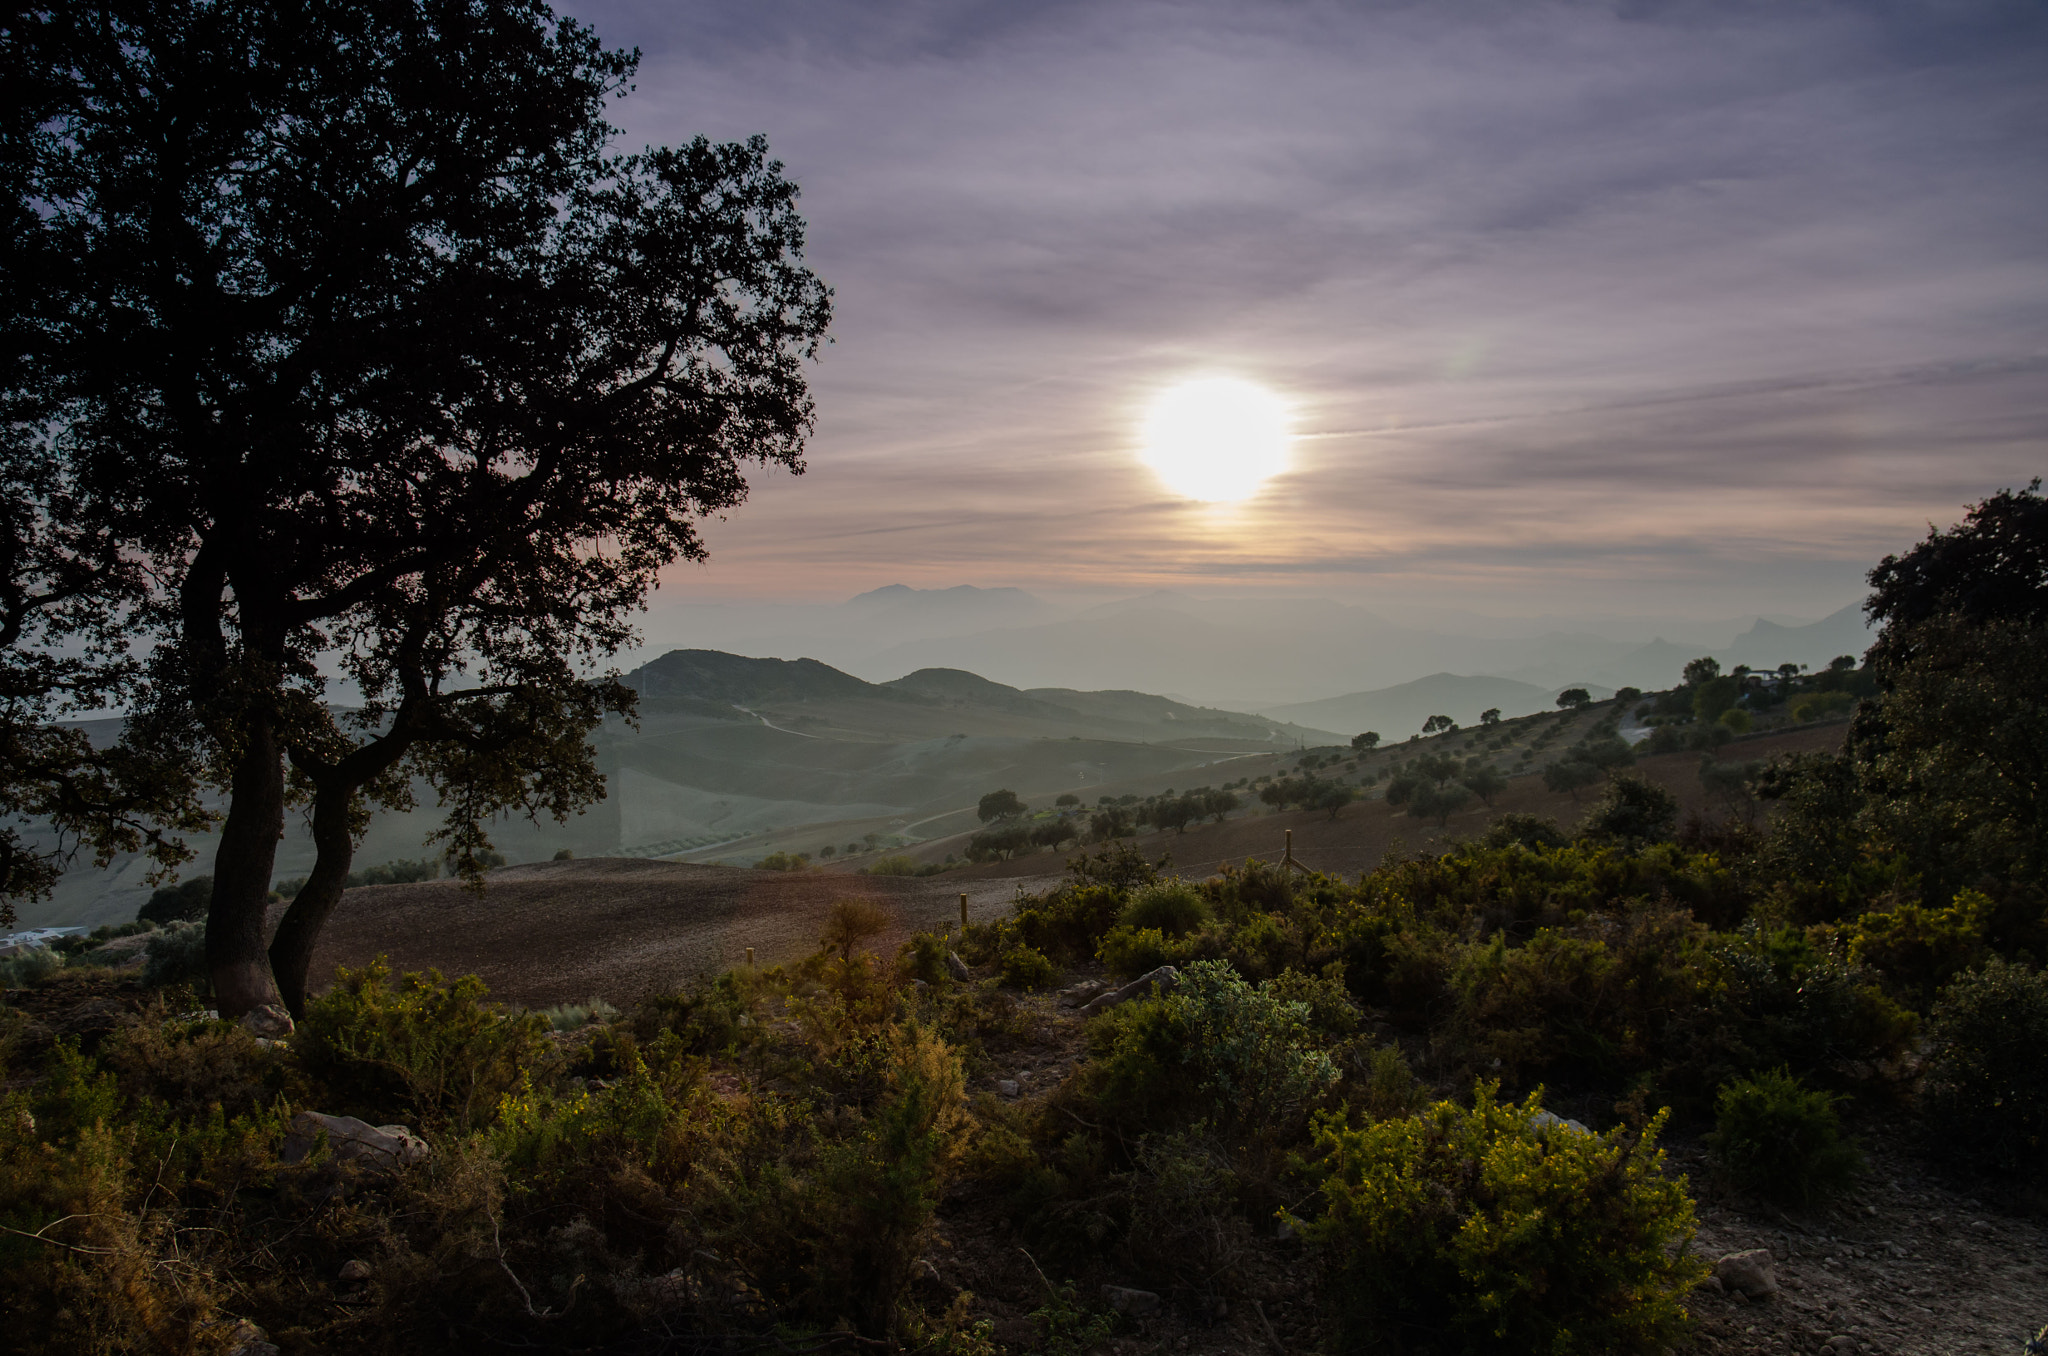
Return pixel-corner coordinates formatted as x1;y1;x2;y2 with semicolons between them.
567;0;2047;622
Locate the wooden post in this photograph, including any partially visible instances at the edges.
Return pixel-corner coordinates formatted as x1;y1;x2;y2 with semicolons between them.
744;946;754;967
959;892;970;929
1284;829;1294;867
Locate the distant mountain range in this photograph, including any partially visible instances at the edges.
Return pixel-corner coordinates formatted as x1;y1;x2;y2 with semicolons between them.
631;584;1873;710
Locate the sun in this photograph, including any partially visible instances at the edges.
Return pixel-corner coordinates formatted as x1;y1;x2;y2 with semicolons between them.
1138;376;1293;503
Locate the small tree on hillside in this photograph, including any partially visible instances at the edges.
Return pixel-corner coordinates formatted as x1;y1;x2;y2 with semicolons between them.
1309;782;1357;820
978;789;1027;823
1055;793;1080;807
1461;764;1508;807
1479;708;1501;726
1411;781;1473;827
1422;714;1456;735
1555;689;1591;710
1683;657;1723;687
1543;759;1602;801
1351;731;1381;751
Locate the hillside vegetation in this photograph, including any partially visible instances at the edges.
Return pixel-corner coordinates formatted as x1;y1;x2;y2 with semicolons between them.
5;487;2047;1355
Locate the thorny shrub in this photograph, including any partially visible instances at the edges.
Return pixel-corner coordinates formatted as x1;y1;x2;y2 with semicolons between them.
1708;1067;1863;1205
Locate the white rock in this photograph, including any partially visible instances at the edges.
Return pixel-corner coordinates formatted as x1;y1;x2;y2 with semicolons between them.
996;1079;1021;1098
281;1111;429;1171
1078;966;1180;1017
945;951;972;982
1057;980;1105;1008
239;1004;295;1039
338;1258;373;1283
1101;1285;1161;1316
1715;1249;1779;1300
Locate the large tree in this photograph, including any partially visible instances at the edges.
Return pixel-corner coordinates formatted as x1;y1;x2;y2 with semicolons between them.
13;1;830;1013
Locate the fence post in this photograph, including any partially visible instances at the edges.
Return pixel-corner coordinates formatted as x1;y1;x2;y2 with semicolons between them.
744;946;754;967
959;892;969;929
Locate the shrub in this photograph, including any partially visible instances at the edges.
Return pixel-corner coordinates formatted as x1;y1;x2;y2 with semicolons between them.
1845;889;1992;1009
864;854;920;876
0;946;62;989
296;960;553;1129
1578;773;1679;847
1119;880;1209;936
997;945;1058;990
754;850;811;871
1718;707;1753;734
1709;1068;1862;1204
1095;925;1181;978
1081;961;1337;1165
822;897;892;960
141;921;209;992
1299;1084;1703;1354
1919;959;2048;1179
807;1024;967;1338
138;874;212;924
1476;813;1567;851
535;997;620;1032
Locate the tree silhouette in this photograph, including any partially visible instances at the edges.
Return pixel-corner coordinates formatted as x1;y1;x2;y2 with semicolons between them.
13;5;830;1013
1351;731;1381;751
978;789;1028;823
1555;689;1591;710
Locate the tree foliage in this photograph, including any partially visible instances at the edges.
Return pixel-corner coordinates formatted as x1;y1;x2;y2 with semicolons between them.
10;1;831;1011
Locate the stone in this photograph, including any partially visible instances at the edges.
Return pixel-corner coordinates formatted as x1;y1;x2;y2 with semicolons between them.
945;951;972;982
1825;1337;1856;1354
1057;980;1105;1008
221;1319;279;1356
1078;965;1181;1017
239;1004;295;1039
1531;1109;1591;1135
996;1079;1021;1098
338;1259;373;1283
1697;1275;1724;1293
1715;1249;1779;1300
281;1111;429;1171
1101;1285;1161;1317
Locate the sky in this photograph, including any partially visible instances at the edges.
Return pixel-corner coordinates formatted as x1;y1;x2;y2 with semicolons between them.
564;0;2048;625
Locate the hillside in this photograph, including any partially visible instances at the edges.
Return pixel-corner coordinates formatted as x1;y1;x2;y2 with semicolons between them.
22;651;1340;931
1260;671;1612;739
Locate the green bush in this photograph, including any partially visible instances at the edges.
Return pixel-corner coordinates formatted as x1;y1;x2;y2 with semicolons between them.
536;996;619;1032
141;920;209;992
1708;1068;1862;1204
1299;1083;1703;1354
0;947;62;989
1095;924;1183;978
1080;960;1337;1164
1845;889;1992;1009
296;960;553;1129
138;874;212;924
997;945;1057;990
1919;958;2048;1179
1119;880;1209;936
755;850;812;871
805;1024;967;1338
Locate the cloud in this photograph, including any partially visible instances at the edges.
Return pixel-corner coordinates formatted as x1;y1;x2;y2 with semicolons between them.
565;0;2048;617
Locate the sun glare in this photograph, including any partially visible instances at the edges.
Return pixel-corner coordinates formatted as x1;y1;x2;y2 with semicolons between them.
1139;376;1292;503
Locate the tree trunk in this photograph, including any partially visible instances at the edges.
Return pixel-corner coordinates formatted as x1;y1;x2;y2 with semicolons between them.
207;712;287;1018
268;778;357;1019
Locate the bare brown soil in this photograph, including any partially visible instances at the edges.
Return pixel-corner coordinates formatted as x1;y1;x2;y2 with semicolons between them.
305;857;1036;1009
